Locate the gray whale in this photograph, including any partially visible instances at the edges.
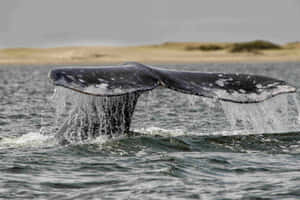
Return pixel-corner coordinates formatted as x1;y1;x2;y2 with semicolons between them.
49;62;296;143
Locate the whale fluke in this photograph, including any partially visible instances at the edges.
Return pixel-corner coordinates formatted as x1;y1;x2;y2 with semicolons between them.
49;62;296;103
49;62;297;144
49;62;159;97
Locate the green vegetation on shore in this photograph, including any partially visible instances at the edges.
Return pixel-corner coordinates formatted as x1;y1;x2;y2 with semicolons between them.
230;40;281;53
185;44;225;51
162;40;283;53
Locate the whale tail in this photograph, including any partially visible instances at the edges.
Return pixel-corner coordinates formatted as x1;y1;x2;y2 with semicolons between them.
49;62;296;104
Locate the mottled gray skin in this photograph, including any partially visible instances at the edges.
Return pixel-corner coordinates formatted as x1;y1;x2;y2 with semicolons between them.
49;62;296;103
49;62;296;144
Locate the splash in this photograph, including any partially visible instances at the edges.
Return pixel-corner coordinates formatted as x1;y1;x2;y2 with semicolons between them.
292;94;300;123
134;127;187;137
0;132;56;149
52;87;139;144
135;89;300;137
50;87;299;143
218;94;300;134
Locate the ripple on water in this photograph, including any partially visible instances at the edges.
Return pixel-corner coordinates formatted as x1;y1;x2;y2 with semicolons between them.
1;63;300;199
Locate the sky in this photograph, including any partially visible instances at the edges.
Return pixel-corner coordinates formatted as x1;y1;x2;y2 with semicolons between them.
0;0;299;48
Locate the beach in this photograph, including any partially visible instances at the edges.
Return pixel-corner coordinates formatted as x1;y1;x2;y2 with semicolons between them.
0;41;299;65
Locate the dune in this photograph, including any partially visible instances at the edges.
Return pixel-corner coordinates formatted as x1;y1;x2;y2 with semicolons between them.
0;41;299;65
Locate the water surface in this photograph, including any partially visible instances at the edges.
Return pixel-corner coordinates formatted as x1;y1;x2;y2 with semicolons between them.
1;62;300;199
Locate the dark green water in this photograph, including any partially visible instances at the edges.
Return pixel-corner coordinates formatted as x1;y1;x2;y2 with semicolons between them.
1;63;300;200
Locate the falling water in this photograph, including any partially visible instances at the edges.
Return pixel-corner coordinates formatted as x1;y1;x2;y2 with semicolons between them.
219;94;300;134
292;94;300;122
51;86;300;144
51;87;139;144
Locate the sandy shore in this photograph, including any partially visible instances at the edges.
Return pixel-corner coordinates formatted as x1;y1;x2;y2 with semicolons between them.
0;42;299;66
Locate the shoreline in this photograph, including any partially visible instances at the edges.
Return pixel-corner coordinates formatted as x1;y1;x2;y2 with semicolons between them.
0;41;299;66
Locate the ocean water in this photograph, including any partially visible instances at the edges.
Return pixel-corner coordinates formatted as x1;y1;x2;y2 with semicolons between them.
1;62;300;200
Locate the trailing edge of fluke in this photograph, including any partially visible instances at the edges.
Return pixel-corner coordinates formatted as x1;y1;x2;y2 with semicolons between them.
49;62;296;104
